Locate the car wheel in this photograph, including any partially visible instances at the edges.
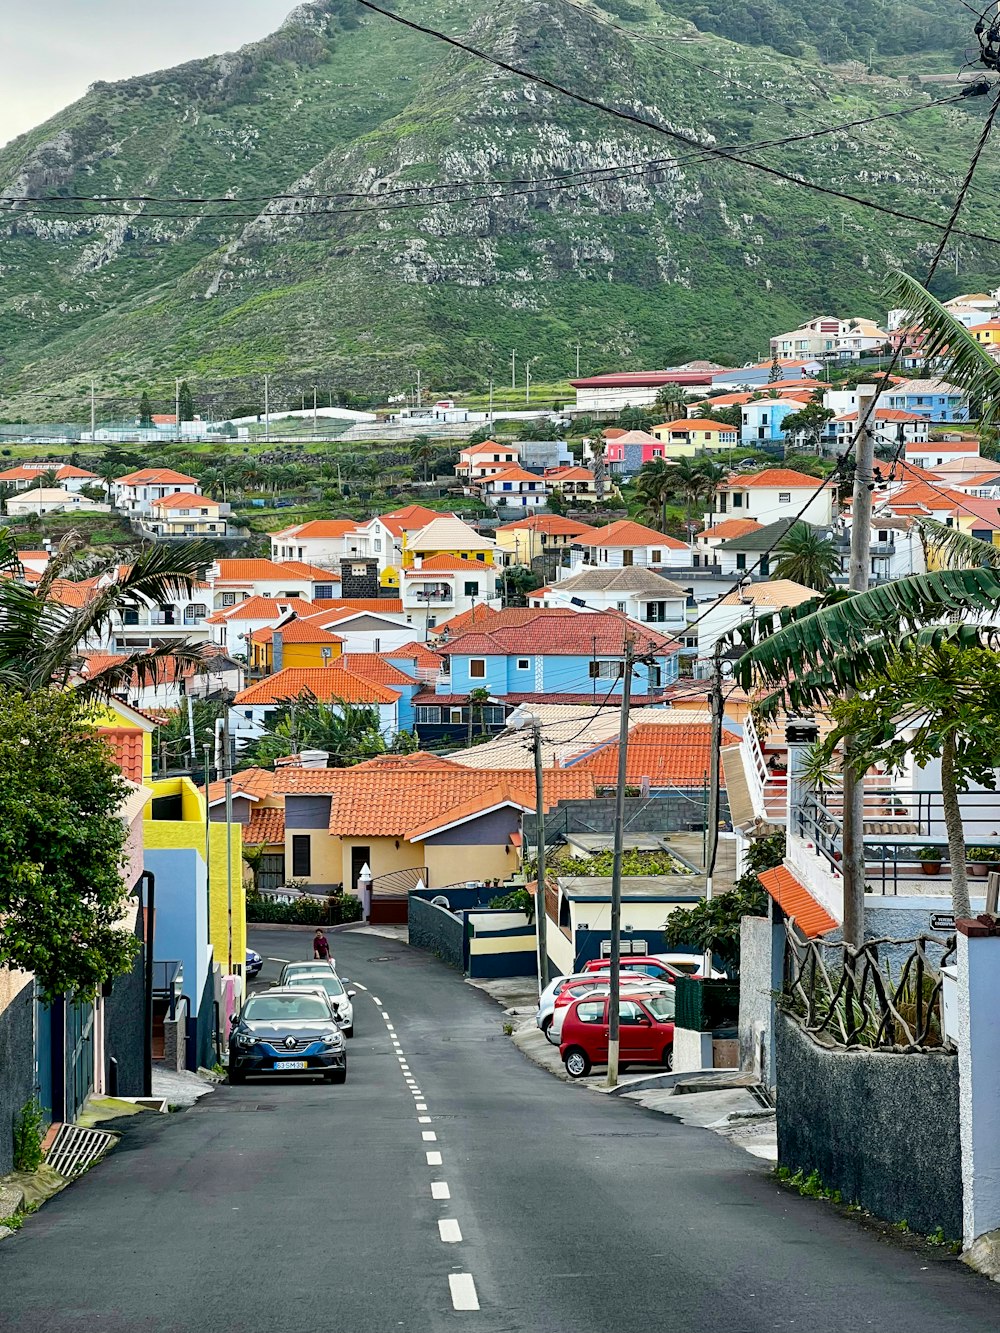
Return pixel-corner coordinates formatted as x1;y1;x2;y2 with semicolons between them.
542;1017;558;1045
662;1045;674;1071
327;1068;347;1085
228;1066;245;1085
564;1048;591;1079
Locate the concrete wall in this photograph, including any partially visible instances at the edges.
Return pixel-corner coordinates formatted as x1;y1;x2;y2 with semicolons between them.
103;916;146;1097
738;915;783;1087
409;896;465;970
424;842;513;888
776;1012;962;1238
526;793;728;842
0;968;36;1174
466;910;536;978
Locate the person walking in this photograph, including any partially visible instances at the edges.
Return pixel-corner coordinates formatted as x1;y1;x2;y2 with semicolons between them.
313;929;331;961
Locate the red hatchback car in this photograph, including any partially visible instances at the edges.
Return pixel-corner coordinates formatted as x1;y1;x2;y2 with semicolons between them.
560;992;676;1079
583;956;697;985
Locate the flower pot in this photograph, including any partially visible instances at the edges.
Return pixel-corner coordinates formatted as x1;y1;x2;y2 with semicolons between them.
969;862;991;879
921;861;943;876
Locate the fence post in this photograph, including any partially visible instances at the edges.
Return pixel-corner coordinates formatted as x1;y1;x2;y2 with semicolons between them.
956;921;1000;1260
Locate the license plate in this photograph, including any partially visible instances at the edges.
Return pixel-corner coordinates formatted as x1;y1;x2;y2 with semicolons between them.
275;1060;307;1070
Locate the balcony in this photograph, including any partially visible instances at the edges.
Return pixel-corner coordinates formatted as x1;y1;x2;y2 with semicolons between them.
411;587;454;604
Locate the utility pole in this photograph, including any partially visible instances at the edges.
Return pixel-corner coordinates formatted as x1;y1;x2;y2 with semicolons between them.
90;379;96;442
175;377;181;441
606;636;636;1090
574;342;581;377
222;697;234;975
533;722;550;993
488;377;494;430
203;742;212;909
511;349;516;391
185;691;197;769
843;389;876;948
313;384;318;438
704;644;725;977
416;369;422;408
525;362;532;404
264;374;270;443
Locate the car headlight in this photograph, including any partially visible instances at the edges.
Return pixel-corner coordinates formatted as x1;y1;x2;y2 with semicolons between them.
235;1031;257;1047
321;1031;344;1046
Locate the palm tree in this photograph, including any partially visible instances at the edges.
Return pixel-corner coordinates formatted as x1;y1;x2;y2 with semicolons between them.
667;458;723;531
0;529;213;699
654;383;688;422
95;458;123;508
634;458;674;533
591;431;607;502
772;522;841;590
466;686;491;745
240;696;386;769
409;435;436;483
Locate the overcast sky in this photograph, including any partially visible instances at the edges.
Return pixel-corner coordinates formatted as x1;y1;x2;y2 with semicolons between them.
2;1;293;146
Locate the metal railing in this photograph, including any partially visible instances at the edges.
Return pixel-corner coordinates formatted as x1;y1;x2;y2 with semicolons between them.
783;920;955;1051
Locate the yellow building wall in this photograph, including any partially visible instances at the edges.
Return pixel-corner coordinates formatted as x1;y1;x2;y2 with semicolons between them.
401;535;495;569
423;842;514;888
285;827;344;888
144;778;246;969
381;567;400;589
340;835;422;887
281;641;343;670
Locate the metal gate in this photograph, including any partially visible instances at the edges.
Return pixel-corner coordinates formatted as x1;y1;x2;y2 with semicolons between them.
64;999;95;1124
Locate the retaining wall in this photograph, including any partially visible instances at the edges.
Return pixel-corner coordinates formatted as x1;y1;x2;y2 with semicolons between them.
408;896;464;971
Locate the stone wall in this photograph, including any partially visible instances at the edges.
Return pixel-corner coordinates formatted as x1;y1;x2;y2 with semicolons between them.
776;1011;962;1238
408;896;465;971
0;970;35;1175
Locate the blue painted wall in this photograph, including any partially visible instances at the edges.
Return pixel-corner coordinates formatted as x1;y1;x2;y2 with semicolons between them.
439;652;678;697
144;847;209;1018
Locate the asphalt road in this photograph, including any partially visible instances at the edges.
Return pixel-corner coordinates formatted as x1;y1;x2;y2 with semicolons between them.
1;925;999;1332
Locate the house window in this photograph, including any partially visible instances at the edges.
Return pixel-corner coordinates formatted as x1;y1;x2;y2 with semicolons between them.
759;556;770;576
222;592;236;606
440;657;450;675
315;584;334;599
483;706;505;725
616;602;626;613
469;659;486;678
651;550;662;563
291;835;312;878
732;493;743;508
778;492;791;503
374;539;382;552
415;706;442;724
736;554;747;571
517;657;530;669
622;550;634;567
449;707;465;724
464;581;479;596
244;710;254;719
589;661;625;678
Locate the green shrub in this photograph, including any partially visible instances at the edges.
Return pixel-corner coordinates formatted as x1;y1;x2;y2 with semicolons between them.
13;1098;44;1173
245;894;362;926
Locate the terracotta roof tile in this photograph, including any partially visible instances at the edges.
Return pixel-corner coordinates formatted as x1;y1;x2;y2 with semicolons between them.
115;468;199;485
572;722;739;787
378;505;447;537
244;807;286;846
351;752;465;771
211;559;313;583
272;520;363;539
384;641;442;670
150;492;219;509
204;595;314;624
758;865;837;938
272;561;343;581
495;516;592;536
438;609;678;657
652;417;738;432
572;519;687;550
697;519;764;540
725;469;833;489
339;653;418;685
99;728;145;782
233;666;400;706
249;620;345;645
404;554;493;574
204;767;277;806
302;599;404;622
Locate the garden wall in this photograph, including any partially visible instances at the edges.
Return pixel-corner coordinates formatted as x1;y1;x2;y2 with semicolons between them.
408;896;464;971
776;1011;961;1237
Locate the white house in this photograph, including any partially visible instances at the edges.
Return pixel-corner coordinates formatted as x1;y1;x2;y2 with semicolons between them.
457;441;522;480
204;559;317;611
529;566;688;630
231;665;402;747
6;488;110;516
269;519;367;567
905;437;983;470
478;466;549;510
711;469;837;527
564;519;690;574
0;463;100;493
205;596;316;659
147;493;227;537
72;566;214;653
401;555;503;635
695;579;817;671
301;605;419;655
357;505;451;575
830;409;928;452
770;316;887;362
112;468;202;516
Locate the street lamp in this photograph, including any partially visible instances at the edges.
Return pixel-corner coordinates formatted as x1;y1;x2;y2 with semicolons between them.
507;708;549;992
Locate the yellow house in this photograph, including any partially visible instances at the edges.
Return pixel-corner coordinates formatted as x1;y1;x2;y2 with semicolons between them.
543;466;601;504
493;515;594;565
249;617;345;674
650;417;739;456
970;320;1000;348
147;492;227;537
401;514;498;569
273;757;595;921
143;776;246;971
91;697;156;783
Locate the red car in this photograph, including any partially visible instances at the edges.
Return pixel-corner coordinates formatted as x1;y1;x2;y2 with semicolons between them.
583;956;698;985
560;992;676;1078
546;972;657;1045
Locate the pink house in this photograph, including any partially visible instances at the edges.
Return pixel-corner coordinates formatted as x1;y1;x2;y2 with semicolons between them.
600;431;665;471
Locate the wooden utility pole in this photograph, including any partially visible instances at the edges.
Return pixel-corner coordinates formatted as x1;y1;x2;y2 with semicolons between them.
704;645;725;974
843;390;876;948
606;636;636;1089
533;722;550;993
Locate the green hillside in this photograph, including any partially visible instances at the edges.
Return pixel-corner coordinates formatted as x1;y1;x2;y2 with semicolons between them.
0;0;996;421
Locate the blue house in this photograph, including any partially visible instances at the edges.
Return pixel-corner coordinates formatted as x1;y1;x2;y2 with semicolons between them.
884;378;969;423
740;398;806;446
435;609;680;700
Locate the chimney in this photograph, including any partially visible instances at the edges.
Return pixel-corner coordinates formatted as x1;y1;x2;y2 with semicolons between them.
299;749;329;769
272;630;283;673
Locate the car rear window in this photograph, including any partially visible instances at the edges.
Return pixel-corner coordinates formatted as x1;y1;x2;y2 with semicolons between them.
285;974;345;996
243;995;329;1021
575;1001;606;1024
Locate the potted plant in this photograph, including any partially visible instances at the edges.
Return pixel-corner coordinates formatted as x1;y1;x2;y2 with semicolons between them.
966;846;1000;878
917;845;945;876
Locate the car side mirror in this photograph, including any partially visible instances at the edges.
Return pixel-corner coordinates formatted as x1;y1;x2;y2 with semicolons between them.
229;1014;240;1028
638;1016;652;1026
347;990;357;999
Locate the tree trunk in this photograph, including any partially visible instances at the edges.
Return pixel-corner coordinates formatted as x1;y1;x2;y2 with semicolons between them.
941;731;972;921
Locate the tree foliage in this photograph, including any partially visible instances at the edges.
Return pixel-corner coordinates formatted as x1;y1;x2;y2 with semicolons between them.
238;696;388;770
0;689;139;1000
772;521;842;590
177;380;195;422
138;391;153;427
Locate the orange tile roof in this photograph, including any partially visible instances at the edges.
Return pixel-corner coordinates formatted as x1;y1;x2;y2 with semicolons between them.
726;468;833;489
758;864;837;938
378;505;446;537
573;519;687;550
404;553;492;574
211;559;312;583
272;561;343;582
384;641;442;670
244;807;286;847
906;438;980;453
204;595;315;624
653;417;738;432
99;728;145;783
698;519;764;540
495;516;593;536
115;468;198;485
833;409;922;423
884;481;969;511
302;599;404;622
272;520;363;539
434;603;505;636
573;723;740;787
438;608;678;658
234;666;401;706
149;491;218;509
338;654;418;686
0;464;99;481
273;765;594;837
204;767;277;805
351;752;465;771
544;466;595;482
250;619;345;645
962;471;1000;487
481;465;549;484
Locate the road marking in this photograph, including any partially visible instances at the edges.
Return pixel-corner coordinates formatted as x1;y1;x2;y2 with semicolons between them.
422;1131;437;1142
411;1090;422;1097
352;982;367;991
449;1274;480;1312
381;1011;390;1020
431;1181;450;1200
418;1115;432;1124
438;1219;463;1244
372;996;382;1006
266;957;290;964
426;1150;442;1166
416;1102;428;1111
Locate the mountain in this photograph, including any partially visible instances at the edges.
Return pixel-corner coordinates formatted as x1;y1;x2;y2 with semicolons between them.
1;0;996;421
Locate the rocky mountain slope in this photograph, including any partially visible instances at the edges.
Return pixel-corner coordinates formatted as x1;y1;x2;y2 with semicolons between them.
1;0;996;419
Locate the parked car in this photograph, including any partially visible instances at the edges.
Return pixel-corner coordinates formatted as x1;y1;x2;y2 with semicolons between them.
280;959;337;981
245;948;263;978
535;972;646;1041
583;955;702;985
560;992;676;1079
549;975;674;1045
228;988;347;1084
281;969;356;1037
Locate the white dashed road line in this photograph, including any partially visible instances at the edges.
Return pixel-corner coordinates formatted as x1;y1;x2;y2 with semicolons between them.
449;1275;480;1312
416;1102;428;1111
352;982;367;991
418;1115;432;1124
426;1151;443;1166
266;957;290;964
422;1131;437;1142
372;996;382;1006
438;1219;463;1244
431;1181;450;1200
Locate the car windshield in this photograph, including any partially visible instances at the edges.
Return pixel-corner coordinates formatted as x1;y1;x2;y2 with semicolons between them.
285;974;345;997
644;995;676;1021
243;995;329;1022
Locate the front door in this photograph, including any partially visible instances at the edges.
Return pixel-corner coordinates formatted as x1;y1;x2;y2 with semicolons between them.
350;846;371;892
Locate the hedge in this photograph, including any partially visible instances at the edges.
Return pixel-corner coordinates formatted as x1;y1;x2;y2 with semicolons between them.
246;894;363;926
